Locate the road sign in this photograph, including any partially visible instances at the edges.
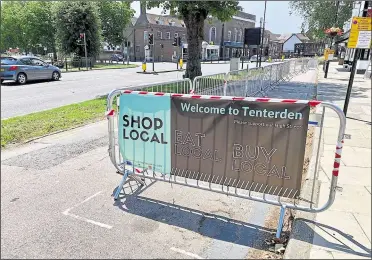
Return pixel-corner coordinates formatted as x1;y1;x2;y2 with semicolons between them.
324;48;335;61
347;17;372;49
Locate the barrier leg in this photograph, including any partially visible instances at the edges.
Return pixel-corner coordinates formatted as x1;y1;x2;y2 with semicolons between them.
276;205;287;239
114;170;130;200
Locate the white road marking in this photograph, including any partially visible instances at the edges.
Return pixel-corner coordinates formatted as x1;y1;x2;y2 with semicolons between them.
63;212;113;229
62;191;113;229
170;247;204;259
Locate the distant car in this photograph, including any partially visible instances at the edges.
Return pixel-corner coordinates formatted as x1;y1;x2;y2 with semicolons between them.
250;55;267;62
111;54;123;62
0;56;61;84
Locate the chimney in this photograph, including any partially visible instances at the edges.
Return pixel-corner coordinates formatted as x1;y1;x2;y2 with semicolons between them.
140;1;146;15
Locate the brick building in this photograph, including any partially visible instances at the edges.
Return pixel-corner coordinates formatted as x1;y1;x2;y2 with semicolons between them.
125;3;256;62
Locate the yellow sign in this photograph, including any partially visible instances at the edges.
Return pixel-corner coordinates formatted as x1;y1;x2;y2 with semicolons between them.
347;17;372;49
324;48;335;61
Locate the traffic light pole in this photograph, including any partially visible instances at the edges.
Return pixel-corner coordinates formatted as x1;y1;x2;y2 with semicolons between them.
152;41;155;71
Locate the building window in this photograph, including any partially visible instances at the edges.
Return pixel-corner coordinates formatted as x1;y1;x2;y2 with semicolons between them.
166;32;171;39
209;27;217;43
174;32;179;38
234;28;237;42
227;31;232;41
136;46;140;52
157;31;162;39
238;29;242;42
144;31;148;41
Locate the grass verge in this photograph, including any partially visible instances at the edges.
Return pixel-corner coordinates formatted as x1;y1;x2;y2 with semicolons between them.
1;97;108;148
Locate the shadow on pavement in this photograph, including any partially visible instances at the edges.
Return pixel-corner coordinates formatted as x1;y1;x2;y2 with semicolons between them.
317;82;370;103
294;218;371;258
113;179;277;249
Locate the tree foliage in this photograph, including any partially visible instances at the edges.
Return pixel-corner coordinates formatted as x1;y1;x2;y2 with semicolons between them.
289;1;353;40
147;1;241;80
0;1;56;54
0;2;27;51
97;1;134;49
53;1;102;57
23;1;57;55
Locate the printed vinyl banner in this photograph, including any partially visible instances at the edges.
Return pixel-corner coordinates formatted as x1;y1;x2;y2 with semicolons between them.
119;94;310;197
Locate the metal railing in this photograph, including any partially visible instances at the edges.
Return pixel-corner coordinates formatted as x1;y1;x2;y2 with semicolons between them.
192;72;227;96
191;58;316;97
106;90;346;239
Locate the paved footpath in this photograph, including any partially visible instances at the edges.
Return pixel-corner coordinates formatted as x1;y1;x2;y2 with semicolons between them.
285;62;371;259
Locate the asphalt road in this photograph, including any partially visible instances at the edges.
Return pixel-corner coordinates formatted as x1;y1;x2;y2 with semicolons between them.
1;61;270;118
1;120;278;259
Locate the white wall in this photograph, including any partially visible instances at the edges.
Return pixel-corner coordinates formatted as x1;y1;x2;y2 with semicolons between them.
283;35;302;52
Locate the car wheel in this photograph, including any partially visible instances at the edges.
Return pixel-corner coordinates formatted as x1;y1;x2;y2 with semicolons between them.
52;71;60;81
17;73;27;85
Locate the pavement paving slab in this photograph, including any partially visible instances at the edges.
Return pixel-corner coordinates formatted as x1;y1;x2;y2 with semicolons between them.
284;62;372;260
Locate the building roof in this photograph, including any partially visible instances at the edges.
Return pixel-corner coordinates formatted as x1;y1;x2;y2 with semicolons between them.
295;33;310;42
265;30;281;41
143;13;186;27
276;33;310;43
137;10;255;28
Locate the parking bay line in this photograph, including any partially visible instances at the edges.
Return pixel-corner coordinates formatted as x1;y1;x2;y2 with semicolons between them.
62;191;113;229
170;247;204;259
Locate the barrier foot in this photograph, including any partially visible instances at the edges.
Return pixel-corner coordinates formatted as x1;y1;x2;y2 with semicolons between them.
275;205;287;239
131;175;146;186
113;170;130;200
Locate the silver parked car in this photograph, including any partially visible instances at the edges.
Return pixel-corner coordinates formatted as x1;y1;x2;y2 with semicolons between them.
0;56;62;85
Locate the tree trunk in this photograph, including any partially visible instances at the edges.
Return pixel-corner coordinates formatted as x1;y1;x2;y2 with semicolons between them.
52;44;58;62
183;12;206;81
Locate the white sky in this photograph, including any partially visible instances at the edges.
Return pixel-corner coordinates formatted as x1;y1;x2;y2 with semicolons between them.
131;1;303;34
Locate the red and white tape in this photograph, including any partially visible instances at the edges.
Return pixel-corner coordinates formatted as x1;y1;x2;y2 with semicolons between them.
332;140;344;177
120;90;322;106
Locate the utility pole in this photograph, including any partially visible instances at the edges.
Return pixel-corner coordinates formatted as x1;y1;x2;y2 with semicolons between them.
78;33;88;70
83;33;88;70
259;0;267;67
343;1;370;115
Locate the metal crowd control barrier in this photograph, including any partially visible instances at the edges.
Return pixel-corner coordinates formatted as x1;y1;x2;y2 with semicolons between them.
192;72;226;96
106;79;192;179
191;58;316;98
107;88;346;239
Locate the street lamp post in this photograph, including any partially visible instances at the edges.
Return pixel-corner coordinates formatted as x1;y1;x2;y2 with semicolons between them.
324;0;340;78
259;0;267;67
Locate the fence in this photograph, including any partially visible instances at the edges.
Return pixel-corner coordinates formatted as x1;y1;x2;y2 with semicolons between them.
191;58;315;97
106;81;346;239
51;57;94;71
